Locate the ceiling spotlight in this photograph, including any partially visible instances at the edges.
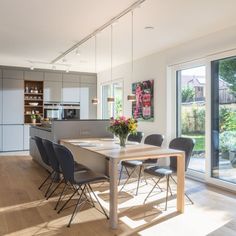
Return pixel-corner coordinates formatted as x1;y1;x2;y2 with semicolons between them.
30;65;34;70
75;48;81;56
144;26;154;30
66;66;70;73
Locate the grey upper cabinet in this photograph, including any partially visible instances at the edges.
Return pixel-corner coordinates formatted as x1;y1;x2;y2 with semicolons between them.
2;79;24;124
0;70;2;124
63;73;80;83
62;82;80;103
45;72;62;82
80;74;97;84
3;69;24;80
80;83;97;119
2;125;24;151
24;71;44;81
44;81;62;102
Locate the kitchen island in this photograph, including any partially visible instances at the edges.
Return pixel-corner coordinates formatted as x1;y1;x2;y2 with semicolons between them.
30;119;112;169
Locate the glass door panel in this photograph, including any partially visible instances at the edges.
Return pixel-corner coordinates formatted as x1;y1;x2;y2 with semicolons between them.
211;56;236;184
177;66;206;173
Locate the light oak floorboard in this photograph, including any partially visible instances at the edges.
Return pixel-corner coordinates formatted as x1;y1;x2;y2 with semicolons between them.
0;155;235;236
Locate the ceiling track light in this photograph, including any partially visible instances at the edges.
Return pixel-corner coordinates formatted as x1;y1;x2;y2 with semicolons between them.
75;48;80;56
51;0;146;64
30;65;34;70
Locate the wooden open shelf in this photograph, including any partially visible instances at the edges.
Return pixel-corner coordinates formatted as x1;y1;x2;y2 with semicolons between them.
24;80;44;124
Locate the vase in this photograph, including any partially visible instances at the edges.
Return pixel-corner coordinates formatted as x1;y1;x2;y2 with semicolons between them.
119;134;128;148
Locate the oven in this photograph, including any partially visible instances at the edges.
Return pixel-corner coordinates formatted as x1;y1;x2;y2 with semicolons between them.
44;103;80;120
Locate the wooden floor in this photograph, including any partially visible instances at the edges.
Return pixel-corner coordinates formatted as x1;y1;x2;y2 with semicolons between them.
0;155;236;236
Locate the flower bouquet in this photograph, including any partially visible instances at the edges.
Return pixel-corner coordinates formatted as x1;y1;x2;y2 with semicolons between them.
108;116;138;147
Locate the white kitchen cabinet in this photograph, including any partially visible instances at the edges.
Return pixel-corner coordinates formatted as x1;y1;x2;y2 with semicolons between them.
0;125;2;151
2;79;24;124
44;81;62;102
80;83;97;119
23;125;30;150
62;82;80;103
3;125;24;151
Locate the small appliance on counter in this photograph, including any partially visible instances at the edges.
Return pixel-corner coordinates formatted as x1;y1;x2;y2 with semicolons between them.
44;103;80;120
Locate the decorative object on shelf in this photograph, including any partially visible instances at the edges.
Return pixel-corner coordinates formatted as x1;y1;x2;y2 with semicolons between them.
31;114;37;124
24;80;44;124
127;11;136;102
107;24;115;103
132;80;154;121
108;116;138;147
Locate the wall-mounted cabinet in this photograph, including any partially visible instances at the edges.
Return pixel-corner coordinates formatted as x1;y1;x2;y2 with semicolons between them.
44;81;62;102
2;69;24;80
0;70;2;124
24;80;44;124
2;78;24;124
2;125;24;151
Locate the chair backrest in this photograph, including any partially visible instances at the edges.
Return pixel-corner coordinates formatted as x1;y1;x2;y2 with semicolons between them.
42;139;60;173
144;134;164;147
53;143;75;183
128;131;144;143
34;136;50;166
169;137;195;172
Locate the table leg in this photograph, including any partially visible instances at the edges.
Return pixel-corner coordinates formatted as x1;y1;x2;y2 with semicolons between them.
177;153;185;212
109;158;118;229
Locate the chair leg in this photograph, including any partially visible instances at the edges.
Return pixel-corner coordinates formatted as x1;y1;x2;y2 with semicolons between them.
44;171;56;197
119;167;136;192
165;175;170;211
46;178;64;200
170;175;194;204
144;177;162;203
38;170;54;190
54;181;68;210
88;184;109;219
67;186;86;227
57;186;81;214
136;165;142;196
118;164;124;185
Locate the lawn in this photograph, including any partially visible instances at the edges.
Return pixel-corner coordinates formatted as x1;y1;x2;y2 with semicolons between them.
182;134;205;151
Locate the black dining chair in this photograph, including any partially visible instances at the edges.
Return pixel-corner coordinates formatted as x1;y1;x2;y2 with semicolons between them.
53;143;109;227
144;137;195;210
42;139;89;209
33;136;55;197
119;134;164;195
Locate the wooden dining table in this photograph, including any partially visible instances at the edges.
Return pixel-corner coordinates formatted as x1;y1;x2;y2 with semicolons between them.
60;138;186;229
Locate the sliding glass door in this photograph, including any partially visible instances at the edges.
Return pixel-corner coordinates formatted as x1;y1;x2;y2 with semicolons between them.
211;56;236;184
177;66;206;173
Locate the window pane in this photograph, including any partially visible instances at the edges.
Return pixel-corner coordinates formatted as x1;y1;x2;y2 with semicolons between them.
113;82;123;117
177;66;206;173
211;56;236;184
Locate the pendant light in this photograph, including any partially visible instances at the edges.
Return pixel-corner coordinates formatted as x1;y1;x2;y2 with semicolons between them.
127;11;136;102
107;25;115;103
92;35;99;105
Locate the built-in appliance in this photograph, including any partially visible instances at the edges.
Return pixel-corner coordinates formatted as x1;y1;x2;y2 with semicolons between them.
44;103;80;120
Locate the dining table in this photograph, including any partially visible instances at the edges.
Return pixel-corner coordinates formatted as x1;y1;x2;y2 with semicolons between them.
60;138;186;229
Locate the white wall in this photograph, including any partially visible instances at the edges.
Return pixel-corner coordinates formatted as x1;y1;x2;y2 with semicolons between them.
97;25;236;147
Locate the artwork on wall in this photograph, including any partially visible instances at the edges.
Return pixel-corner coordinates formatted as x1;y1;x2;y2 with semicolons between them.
132;79;154;121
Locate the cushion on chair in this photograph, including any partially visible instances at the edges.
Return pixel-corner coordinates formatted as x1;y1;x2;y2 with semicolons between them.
144;166;173;177
74;162;90;172
122;160;143;168
74;170;107;185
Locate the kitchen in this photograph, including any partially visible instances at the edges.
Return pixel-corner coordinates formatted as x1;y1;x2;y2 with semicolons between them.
0;67;97;152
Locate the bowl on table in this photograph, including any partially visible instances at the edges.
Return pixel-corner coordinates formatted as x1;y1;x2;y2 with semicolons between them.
29;102;38;106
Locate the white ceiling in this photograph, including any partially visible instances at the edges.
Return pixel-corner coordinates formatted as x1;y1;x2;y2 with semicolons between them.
0;0;236;72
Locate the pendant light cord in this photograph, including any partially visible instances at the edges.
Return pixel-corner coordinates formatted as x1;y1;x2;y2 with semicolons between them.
131;11;134;80
111;24;113;84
